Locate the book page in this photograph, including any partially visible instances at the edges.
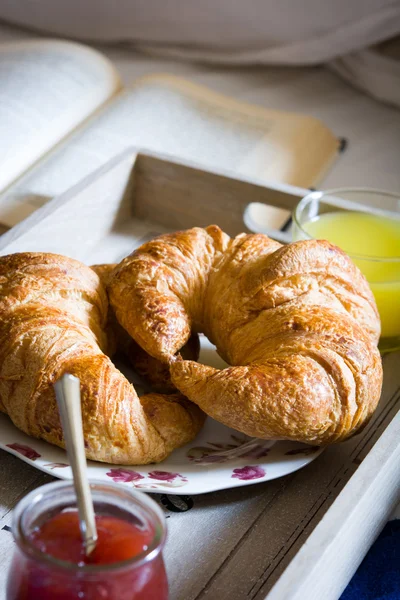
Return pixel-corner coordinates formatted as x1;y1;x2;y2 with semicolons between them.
0;39;121;193
0;74;338;227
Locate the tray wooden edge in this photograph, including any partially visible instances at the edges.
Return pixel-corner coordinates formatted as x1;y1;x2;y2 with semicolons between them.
266;411;400;600
0;147;308;252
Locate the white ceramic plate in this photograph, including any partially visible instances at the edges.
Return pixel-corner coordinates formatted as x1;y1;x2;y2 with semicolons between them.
0;338;323;495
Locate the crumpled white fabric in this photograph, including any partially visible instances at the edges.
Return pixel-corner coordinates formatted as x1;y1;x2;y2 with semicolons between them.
0;0;399;105
330;41;400;109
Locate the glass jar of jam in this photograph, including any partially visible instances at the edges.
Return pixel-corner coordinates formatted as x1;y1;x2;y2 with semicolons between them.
7;480;168;600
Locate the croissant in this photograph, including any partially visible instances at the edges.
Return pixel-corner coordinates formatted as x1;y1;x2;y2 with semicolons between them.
108;225;383;445
91;263;200;393
0;253;204;464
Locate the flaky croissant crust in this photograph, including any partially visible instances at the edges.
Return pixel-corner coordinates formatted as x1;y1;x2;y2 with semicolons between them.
109;225;382;445
91;262;201;393
0;252;204;464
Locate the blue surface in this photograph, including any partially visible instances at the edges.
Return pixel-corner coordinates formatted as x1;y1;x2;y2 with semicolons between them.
341;520;400;600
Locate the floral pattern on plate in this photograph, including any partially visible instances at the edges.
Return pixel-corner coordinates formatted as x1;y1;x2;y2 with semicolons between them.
6;443;41;461
187;435;273;464
0;414;324;495
231;466;266;480
106;468;189;489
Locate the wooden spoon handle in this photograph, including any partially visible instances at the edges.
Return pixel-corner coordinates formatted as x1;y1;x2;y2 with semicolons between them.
54;374;98;555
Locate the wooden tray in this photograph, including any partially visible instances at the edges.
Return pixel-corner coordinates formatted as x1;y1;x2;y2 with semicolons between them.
0;149;399;600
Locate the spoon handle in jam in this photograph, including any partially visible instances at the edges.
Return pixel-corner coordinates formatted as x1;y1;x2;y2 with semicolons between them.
54;373;98;556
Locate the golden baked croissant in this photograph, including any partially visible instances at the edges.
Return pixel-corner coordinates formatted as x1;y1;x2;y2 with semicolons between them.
108;225;383;445
0;253;204;464
91;263;200;393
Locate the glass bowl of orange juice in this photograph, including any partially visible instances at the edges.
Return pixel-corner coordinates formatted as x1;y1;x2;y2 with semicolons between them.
293;188;400;354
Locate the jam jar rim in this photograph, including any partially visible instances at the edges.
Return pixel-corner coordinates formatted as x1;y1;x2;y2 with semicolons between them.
12;479;167;574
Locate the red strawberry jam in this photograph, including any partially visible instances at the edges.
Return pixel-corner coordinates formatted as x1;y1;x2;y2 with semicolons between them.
30;511;153;567
7;506;168;600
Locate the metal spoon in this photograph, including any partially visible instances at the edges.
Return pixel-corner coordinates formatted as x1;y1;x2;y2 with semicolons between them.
54;373;98;556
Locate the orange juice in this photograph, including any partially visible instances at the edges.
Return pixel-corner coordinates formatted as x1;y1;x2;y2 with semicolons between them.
303;211;400;340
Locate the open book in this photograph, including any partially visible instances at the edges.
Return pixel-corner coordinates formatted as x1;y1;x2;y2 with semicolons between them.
0;39;340;229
